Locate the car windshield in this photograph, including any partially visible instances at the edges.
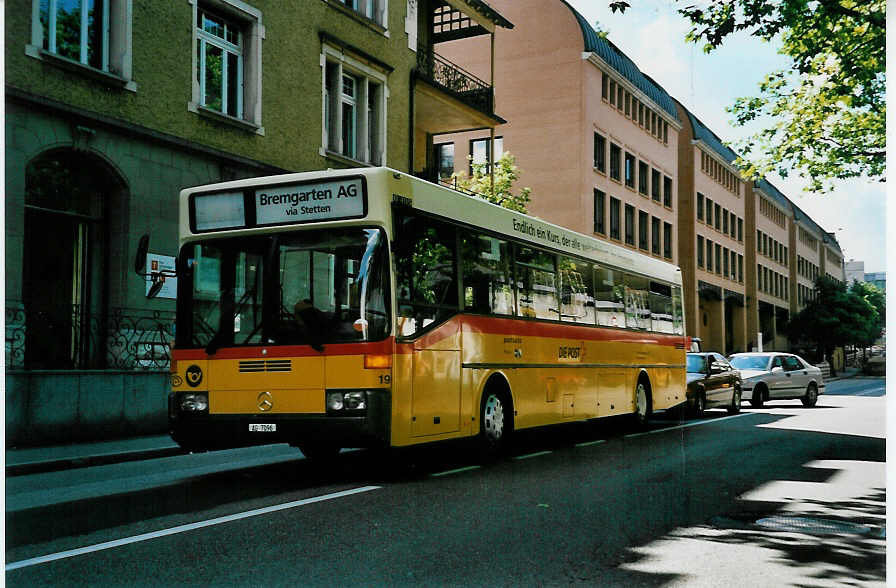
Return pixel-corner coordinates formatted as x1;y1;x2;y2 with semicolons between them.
686;354;707;373
176;227;389;351
729;355;770;370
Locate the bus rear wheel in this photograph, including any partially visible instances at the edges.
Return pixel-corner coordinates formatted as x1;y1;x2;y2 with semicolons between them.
634;378;652;427
479;385;513;455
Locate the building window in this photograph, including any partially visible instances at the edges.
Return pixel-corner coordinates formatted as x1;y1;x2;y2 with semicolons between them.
594;189;605;235
707;239;713;272
715;243;722;275
190;2;263;129
624;204;635;245
723;210;729;235
663;176;672;208
663;222;672;259
651;217;660;255
336;0;386;25
738;254;743;283
723;247;730;277
624;153;635;188
638;161;648;195
638;210;648;250
435;143;454;180
30;0;135;87
651;169;660;201
697;235;704;267
697;192;704;221
594;133;606;173
609;80;616;106
706;198;713;226
638;103;644;126
469;137;503;174
714;203;721;231
323;45;387;163
609;197;621;240
609;143;621;181
602;72;609;100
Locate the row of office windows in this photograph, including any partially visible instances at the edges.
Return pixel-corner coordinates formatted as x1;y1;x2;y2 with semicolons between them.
757;230;788;267
758;265;789;301
798;226;819;251
600;72;670;145
31;0;388;165
593;191;673;260
593;133;673;208
759;196;787;228
798;255;820;281
696;193;743;243
699;149;741;195
393;210;684;337
696;235;743;284
797;283;817;306
434;138;505;181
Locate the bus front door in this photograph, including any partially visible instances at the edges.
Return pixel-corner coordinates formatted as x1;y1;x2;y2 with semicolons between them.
410;321;461;437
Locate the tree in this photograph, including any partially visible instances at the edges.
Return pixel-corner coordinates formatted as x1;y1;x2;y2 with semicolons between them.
610;0;885;192
848;281;885;356
452;152;532;213
786;275;879;374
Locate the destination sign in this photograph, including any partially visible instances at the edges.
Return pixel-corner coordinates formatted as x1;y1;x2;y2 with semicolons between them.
255;178;366;225
194;191;246;231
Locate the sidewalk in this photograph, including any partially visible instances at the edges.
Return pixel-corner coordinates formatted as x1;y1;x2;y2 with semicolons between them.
5;434;182;476
5;367;867;477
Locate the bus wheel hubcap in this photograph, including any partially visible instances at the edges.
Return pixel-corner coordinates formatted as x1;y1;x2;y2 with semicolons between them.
636;384;647;416
484;395;504;441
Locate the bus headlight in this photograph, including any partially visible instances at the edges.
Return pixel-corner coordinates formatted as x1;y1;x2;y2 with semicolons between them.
180;392;208;412
326;390;368;414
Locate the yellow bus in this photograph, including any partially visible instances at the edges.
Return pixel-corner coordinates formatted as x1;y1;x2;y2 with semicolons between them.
143;168;687;458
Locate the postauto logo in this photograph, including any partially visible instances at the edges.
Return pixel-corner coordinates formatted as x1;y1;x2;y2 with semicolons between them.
185;365;203;387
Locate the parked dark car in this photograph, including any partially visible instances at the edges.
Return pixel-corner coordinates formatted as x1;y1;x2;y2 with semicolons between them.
686;352;742;415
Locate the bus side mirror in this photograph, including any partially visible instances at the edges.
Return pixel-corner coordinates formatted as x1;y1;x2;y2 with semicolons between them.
147;279;164;299
135;234;150;275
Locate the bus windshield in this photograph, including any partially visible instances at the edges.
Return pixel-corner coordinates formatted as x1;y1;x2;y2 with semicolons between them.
177;227;389;351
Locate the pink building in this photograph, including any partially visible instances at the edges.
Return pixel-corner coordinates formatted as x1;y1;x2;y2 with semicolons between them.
436;0;680;266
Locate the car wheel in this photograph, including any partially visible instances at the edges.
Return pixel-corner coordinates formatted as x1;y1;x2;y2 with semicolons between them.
801;383;818;407
634;377;652;427
728;386;742;414
750;385;766;408
693;390;706;417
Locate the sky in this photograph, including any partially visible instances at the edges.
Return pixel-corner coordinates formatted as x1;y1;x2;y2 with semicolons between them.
565;0;887;274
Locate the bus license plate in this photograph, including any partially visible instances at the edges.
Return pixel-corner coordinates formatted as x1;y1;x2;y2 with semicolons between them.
249;423;276;433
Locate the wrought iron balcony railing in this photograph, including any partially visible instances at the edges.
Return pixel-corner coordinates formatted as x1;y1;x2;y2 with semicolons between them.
416;48;494;114
6;302;176;371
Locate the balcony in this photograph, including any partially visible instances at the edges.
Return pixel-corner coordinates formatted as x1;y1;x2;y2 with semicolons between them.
416;49;494;116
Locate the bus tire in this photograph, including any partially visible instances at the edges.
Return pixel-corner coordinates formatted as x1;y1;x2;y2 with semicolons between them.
750;385;767;408
479;379;513;455
634;376;652;427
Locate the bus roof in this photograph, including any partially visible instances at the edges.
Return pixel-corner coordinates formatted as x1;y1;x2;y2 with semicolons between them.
179;167;682;286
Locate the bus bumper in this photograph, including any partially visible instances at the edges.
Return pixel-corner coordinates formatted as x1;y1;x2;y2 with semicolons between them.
168;389;391;451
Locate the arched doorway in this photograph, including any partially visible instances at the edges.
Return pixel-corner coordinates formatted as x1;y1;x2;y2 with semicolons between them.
23;149;122;369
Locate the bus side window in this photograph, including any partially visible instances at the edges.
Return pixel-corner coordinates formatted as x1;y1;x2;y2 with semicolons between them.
595;266;624;327
558;256;595;324
624;273;651;330
461;232;514;316
394;210;458;338
648;281;674;334
672;286;684;335
514;245;558;320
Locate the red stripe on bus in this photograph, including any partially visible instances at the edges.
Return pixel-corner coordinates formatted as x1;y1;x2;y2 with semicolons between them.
171;338;394;361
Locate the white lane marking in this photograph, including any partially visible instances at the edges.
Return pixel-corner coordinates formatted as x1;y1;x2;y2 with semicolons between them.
430;465;481;477
513;450;552;461
6;486;381;571
624;412;752;438
575;439;607;448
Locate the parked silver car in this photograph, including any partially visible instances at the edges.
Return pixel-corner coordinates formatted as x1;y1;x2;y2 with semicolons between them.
728;352;825;408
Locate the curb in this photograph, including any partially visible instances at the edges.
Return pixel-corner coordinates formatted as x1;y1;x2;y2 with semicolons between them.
6;446;185;477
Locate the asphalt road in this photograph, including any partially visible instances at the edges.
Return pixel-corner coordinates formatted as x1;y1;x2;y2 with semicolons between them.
6;378;886;586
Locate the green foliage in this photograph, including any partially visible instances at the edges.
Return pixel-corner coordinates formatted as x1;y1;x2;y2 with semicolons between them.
787;275;882;358
452;152;532;213
611;0;885;192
